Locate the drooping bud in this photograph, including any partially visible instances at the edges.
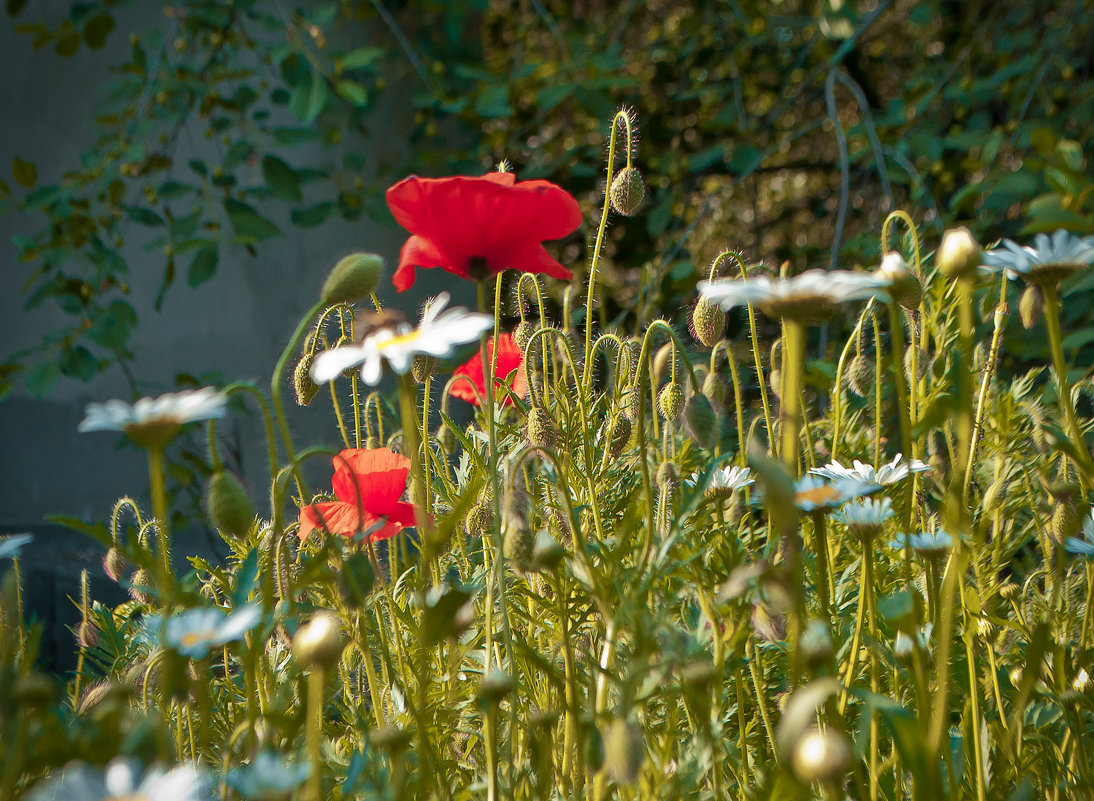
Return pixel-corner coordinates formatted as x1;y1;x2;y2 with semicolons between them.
655;461;678;490
904;347;929;383
338;550;375;608
465;500;492;536
846;353;874;398
526;406;560;450
293;353;320;406
320;253;384;306
658;382;685;421
652;343;675;384
604;413;631;458
478;669;514;705
532;530;565;570
605;719;645;785
690;296;726;348
1051;500;1080;545
77;620;99;650
502;490;534;572
937;226;981;280
1019;284;1043;329
622;385;643;422
292;611;344;668
205;469;254;538
702;372;726;407
514;319;537;352
129;568;153;605
877;252;922;310
102;547;129;583
609;167;645;216
411;354;436;384
683;393;717;449
791;728;852;786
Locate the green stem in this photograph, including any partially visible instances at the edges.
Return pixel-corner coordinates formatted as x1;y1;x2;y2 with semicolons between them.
148;444;172;589
271;299;325;498
1042;284;1093;494
305;667;325;801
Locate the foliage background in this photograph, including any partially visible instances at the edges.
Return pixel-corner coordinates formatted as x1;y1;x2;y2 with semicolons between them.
1;0;1092;526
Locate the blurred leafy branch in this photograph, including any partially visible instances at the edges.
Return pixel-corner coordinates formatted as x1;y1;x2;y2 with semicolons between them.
2;0;1093;402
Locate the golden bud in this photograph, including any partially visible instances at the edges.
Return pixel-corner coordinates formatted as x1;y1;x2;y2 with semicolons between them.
292;611;344;668
658;382;685;421
937;226;981;280
791;727;852;786
609;167;645;216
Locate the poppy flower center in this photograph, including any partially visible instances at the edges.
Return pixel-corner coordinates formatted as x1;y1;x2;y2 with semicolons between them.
466;256;491;281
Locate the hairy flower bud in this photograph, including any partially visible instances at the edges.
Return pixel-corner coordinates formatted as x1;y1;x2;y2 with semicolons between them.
609;167;645;216
206;469;254;538
532;530;565;570
411;354;436;383
877;252;922;310
294;352;320;406
656;461;678;490
129;568;153;605
1052;500;1080;545
604;413;631;458
690;296;726;348
846;353;874;398
77;620;99;650
702;372;727;407
605;719;645;785
622;384;643;422
1019;284;1043;329
937;226;981;280
465;500;492;536
683;393;717;449
658;382;685;421
102;547;129;583
320;252;384;306
292;611;344;668
791;728;852;786
514;319;537;352
526;406;560;449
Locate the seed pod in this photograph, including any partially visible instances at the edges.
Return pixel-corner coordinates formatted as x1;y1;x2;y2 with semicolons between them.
1019;284;1043;329
658;382;685;421
683;393;717;449
526;406;560;449
605;413;631;458
292;611;344;668
846;353;874;398
411;354;436;383
690;296;726;348
206;470;254;538
791;728;852;786
320;252;384;305
936;227;980;280
609;167;645;216
293;353;320;406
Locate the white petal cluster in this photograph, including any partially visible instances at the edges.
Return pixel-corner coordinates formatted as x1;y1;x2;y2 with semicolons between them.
698;269;889;312
78;387;227;433
837;497;894;528
812;453;929;486
0;533;33;560
164;605;263;659
28;758;213;801
226;751;310;799
688;465;754;498
889;530;954;556
982;229;1094;278
311;292;493;385
792;475;878;512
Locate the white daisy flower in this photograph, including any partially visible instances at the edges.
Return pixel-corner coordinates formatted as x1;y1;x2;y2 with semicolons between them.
981;229;1094;285
687;465;754;499
1064;508;1094;558
0;533;33;560
78;387;227;445
310;292;493;385
226;751;310;800
811;453;930;486
164;605;263;659
894;622;933;659
698;269;889;321
889;530;954;557
28;758;213;801
837;498;894;538
792;475;878;513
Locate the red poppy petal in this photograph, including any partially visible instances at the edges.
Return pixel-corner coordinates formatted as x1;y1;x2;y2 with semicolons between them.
330;448;410;515
509;243;575;282
393;235;451;292
299;501;371;540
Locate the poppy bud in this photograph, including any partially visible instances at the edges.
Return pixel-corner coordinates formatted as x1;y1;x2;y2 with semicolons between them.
1052;500;1080;545
937;226;981;280
690;296;726;348
702;372;726;407
102;547;129;583
532;530;565;570
658;382;685;421
609;167;645;216
845;353;874;398
1019;284;1043;329
582;725;605;771
877;252;922;310
77;621;99;650
503;504;534;572
980;479;1005;513
514;320;537;352
604;413;631;458
656;461;678;490
526;406;560;449
366;435;379;450
293;353;320;406
683;393;716;449
339;550;375;607
465;500;492;536
206;469;254;538
320;252;384;306
999;581;1019;601
768;368;782;400
411;354;436;383
129;569;153;605
477;669;513;705
622;384;643;422
791;727;851;786
605;719;645;784
292;611;344;668
904;347;928;383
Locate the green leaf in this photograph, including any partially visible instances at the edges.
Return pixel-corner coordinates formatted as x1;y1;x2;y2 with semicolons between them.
289;68;328;125
187;247;219;288
82;12;114;50
340;46;384;70
44;514;110;546
536;84;571;112
59;345;99;381
24;362;60;398
232;550;260;608
687;145;725;173
224;199;281;242
55;30;81;57
291;202;334;228
122;205;165;227
335;80;368;107
474;84;512;118
12;156;37;188
88;300;138;349
6;0;28;17
262;155;302;203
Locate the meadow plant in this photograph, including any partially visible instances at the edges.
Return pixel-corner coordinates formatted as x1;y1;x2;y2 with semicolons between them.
5;111;1094;801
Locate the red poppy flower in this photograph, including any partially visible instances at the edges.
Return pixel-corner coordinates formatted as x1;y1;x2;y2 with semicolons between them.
298;447;420;542
448;332;528;407
385;172;582;292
